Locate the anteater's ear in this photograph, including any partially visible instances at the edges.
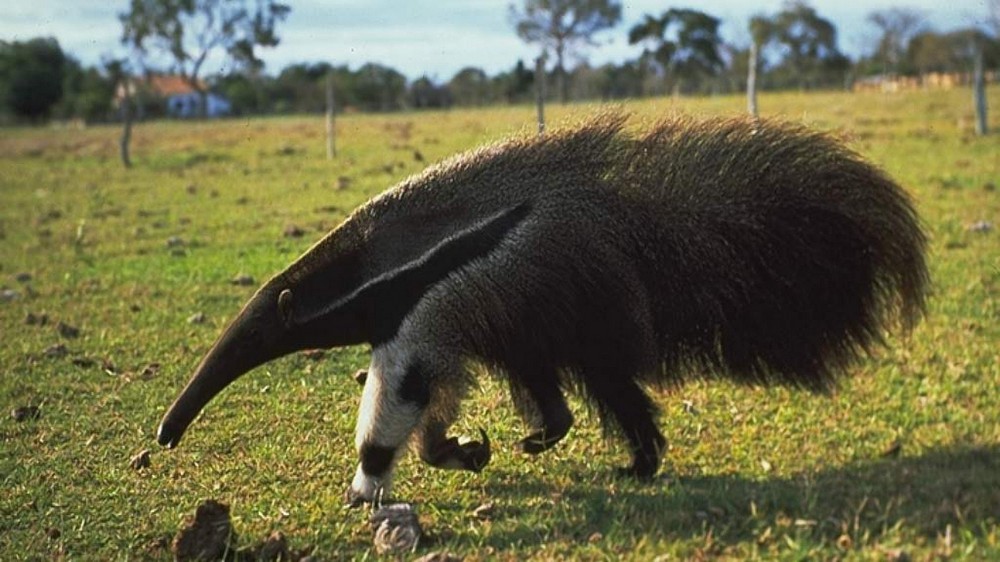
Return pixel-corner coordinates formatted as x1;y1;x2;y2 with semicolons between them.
277;289;295;328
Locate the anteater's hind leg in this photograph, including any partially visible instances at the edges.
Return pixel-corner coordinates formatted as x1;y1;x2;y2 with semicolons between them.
508;366;573;455
581;367;666;479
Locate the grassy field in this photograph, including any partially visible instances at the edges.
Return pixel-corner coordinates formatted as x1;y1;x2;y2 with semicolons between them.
1;88;998;561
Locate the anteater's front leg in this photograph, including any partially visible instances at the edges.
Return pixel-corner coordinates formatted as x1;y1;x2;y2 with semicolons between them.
344;345;428;507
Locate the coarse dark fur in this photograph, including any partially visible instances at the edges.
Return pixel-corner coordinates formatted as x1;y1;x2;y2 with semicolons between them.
157;113;928;499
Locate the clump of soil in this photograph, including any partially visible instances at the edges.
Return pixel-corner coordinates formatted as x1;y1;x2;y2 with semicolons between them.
371;502;422;555
172;500;237;562
25;312;49;326
42;343;68;358
231;274;255;287
239;531;290;561
57;322;80;339
172;501;313;561
11;406;41;422
283;225;305;238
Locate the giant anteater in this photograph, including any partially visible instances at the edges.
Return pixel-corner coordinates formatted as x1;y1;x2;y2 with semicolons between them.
156;114;928;504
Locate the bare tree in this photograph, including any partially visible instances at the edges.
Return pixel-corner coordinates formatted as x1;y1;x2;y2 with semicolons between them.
120;0;289;117
106;59;133;168
867;8;924;76
509;0;622;103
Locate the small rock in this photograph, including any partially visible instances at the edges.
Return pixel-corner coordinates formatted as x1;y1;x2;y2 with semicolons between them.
130;449;151;470
414;553;463;562
283;225;305;238
588;532;603;543
967;220;994;233
172;500;237;562
187;312;206;325
231;274;255;286
167;236;185;248
471;502;495;520
371;502;421;555
43;343;68;359
14;272;32;283
1;288;19;301
12;406;41;422
57;322;80;339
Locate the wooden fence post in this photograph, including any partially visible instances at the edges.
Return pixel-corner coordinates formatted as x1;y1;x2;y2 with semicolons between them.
535;54;546;136
326;72;337;158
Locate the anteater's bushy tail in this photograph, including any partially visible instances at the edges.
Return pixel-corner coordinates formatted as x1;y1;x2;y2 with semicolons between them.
605;116;929;390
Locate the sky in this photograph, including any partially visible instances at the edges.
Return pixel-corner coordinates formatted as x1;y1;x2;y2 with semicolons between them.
2;0;993;81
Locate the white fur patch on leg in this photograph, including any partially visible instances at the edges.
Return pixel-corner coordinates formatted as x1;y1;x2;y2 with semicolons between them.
349;338;426;502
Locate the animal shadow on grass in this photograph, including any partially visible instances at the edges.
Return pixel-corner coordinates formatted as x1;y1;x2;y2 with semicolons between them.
478;444;1000;550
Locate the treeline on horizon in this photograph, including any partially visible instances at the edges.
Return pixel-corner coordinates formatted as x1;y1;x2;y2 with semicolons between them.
1;4;999;124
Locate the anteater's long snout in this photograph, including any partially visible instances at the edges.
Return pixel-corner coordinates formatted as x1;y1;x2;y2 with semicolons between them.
156;340;251;448
156;294;280;449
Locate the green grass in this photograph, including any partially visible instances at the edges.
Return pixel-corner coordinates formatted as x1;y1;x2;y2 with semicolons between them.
1;88;998;560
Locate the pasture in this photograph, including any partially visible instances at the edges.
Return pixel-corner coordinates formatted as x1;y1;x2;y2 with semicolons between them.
1;88;998;560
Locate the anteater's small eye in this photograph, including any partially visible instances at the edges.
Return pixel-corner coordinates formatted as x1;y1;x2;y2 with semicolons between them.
277;289;295;328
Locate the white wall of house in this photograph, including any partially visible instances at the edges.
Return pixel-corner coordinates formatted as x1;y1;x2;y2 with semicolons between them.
166;92;232;118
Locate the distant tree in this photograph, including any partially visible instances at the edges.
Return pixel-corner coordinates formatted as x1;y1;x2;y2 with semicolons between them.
509;0;622;103
492;60;535;104
56;60;116;122
867;8;924;76
215;72;269;114
409;76;451;109
628;8;723;96
449;67;493;106
120;0;290;117
0;37;68;120
906;29;1000;74
595;60;643;99
353;63;407;112
769;1;848;90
